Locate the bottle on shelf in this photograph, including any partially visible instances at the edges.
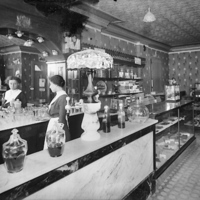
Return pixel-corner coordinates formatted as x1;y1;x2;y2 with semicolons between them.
118;103;125;128
102;105;111;133
119;68;124;78
130;69;134;79
125;69;130;78
107;68;112;78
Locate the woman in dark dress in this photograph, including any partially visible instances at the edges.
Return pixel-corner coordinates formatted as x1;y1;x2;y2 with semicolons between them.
43;75;71;149
2;76;27;108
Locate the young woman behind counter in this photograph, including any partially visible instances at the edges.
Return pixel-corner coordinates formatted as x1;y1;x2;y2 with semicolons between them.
43;75;71;149
2;76;27;108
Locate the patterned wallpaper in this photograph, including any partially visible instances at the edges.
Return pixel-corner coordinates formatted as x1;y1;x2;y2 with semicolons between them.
81;28;169;95
169;51;200;95
21;53;38;102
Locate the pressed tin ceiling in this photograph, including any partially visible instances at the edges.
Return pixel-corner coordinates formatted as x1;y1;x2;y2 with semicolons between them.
1;0;200;52
75;0;200;51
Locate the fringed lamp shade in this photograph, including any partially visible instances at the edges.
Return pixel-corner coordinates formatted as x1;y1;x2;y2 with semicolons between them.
67;49;113;103
66;49;113;141
67;49;113;70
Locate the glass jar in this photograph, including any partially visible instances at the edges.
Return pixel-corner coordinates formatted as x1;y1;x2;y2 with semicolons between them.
46;122;65;157
2;129;28;173
127;98;149;123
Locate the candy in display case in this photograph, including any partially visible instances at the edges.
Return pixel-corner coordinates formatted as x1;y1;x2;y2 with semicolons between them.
165;85;180;102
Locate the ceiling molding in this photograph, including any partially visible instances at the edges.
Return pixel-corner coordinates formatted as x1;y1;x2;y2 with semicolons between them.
0;45;41;55
170;44;200;53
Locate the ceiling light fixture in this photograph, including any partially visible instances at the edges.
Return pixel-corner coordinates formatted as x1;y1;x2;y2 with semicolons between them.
37;36;44;43
52;50;58;55
143;7;156;22
24;39;34;46
42;51;48;57
27;39;34;46
6;34;13;40
15;30;24;37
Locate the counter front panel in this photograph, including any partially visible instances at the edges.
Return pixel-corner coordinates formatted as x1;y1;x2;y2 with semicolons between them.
25;132;153;200
0;119;157;200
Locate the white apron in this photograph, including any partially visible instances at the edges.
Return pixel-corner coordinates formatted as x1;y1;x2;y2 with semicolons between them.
43;90;66;150
4;89;21;105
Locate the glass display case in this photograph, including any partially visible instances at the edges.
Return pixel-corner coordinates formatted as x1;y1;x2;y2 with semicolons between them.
147;100;195;178
165;85;180;102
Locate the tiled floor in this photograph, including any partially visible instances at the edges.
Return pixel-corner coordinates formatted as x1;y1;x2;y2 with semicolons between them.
148;133;200;200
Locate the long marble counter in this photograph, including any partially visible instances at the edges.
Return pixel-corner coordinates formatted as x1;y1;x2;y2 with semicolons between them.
0;118;157;200
146;100;193;116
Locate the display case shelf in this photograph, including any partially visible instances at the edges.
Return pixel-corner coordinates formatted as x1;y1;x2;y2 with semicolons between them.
155;117;179;135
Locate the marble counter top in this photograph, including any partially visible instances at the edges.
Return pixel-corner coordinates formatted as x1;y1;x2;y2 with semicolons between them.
0;118;157;197
146;100;193;116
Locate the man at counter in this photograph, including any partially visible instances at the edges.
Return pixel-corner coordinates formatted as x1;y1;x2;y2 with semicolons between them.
43;75;71;149
2;76;27;108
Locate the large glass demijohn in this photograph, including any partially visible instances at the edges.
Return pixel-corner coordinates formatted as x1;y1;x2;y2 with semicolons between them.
127;98;149;123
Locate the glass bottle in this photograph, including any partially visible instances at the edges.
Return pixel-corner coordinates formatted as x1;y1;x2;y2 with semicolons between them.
46;122;66;157
130;69;134;79
125;69;130;78
102;105;111;133
119;68;124;78
118;103;125;128
2;129;28;173
107;68;112;78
